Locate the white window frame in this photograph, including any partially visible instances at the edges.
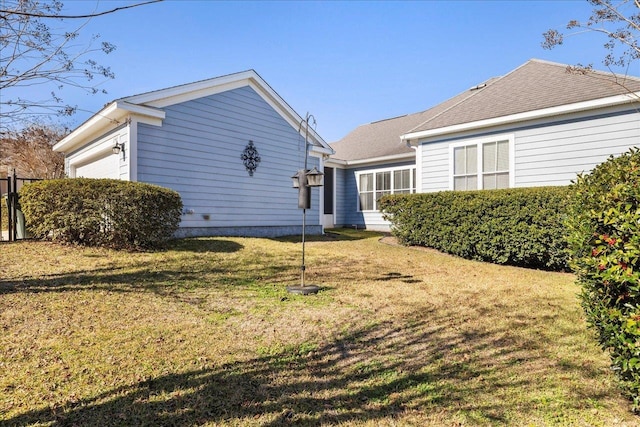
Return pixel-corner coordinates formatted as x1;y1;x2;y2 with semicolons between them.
356;165;416;212
449;134;515;191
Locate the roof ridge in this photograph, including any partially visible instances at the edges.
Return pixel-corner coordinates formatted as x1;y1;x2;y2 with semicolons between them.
529;57;640;82
402;59;549;135
371;114;408;124
406;58;640;137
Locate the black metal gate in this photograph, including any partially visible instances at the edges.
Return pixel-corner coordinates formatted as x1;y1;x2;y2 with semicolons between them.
1;170;42;242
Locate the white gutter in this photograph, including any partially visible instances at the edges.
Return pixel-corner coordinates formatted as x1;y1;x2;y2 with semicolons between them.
402;91;640;144
326;151;414;166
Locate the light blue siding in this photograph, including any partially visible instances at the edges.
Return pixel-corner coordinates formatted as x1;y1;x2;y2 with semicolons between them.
136;85;320;236
333;168;349;226
340;168;362;227
335;161;414;231
420;143;449;192
418;108;640;192
514;110;640;187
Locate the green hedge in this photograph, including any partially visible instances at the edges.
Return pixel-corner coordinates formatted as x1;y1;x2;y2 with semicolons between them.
379;186;571;270
20;178;183;249
566;148;640;410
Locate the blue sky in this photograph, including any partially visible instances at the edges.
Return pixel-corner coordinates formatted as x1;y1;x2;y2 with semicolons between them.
16;0;640;142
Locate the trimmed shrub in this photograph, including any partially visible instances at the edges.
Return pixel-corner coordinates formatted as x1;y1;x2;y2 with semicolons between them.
565;147;640;410
379;186;571;270
20;178;182;249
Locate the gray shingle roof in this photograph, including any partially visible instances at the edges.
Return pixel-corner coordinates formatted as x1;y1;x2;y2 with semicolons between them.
330;59;640;162
408;59;640;134
330;86;478;161
329;113;422;162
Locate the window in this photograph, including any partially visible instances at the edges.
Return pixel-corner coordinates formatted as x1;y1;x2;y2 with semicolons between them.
375;171;391;204
359;173;374;211
358;167;415;211
453;145;478;191
482;140;509;189
452;137;511;191
393;169;412;194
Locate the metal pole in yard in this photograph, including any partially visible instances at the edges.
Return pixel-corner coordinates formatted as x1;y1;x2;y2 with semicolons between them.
287;113;321;295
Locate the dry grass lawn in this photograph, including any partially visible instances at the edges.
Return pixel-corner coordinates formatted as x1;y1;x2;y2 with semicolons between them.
1;229;638;426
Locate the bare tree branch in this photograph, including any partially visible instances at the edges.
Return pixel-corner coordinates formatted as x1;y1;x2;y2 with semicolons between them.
542;0;640;101
0;0;159;132
542;0;640;70
0;0;162;19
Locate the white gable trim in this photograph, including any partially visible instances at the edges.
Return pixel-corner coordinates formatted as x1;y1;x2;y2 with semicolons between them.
53;102;165;153
126;79;250;108
122;70;333;155
403;92;640;144
56;71;333;157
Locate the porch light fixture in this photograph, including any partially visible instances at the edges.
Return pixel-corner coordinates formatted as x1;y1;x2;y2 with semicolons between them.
287;113;324;296
112;142;123;155
291;167;323;189
291;170;301;188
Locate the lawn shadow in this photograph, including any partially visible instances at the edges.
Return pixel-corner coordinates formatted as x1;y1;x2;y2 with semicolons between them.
0;237;304;296
168;238;244;253
0;257;292;297
374;272;423;284
274;228;384;243
3;307;616;426
0;267;200;295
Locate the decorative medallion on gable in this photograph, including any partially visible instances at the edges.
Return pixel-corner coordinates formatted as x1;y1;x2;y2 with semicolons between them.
241;140;261;176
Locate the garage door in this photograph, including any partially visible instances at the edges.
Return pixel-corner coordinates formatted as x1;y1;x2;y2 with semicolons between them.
75;154;119;179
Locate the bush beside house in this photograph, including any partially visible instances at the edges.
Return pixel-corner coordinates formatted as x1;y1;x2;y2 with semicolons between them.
566;148;640;410
380;187;571;271
20;178;182;249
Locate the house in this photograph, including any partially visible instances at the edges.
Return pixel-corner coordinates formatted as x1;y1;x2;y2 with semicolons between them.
326;59;640;231
53;70;334;238
54;60;640;237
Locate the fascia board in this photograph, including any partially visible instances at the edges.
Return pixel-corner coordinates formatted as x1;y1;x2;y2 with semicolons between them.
53;101;165;153
402;92;640;144
130;79;251;108
329;152;415;167
325;158;348;167
122;70;257;106
309;145;335;156
53;102;123;152
116;101;165;120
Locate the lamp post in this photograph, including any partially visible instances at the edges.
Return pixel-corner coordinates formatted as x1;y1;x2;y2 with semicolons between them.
287;114;324;295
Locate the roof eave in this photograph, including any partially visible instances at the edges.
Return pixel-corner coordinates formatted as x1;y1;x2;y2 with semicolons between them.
311;145;335;156
53;101;166;153
327;151;415;167
402;91;640;144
